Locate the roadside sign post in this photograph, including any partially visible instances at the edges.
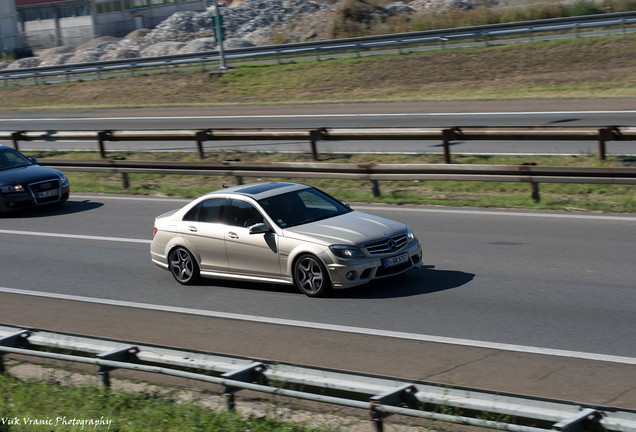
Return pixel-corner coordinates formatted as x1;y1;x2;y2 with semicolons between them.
211;0;227;70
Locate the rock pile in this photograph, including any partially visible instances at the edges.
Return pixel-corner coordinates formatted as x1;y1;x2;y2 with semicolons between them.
0;0;482;70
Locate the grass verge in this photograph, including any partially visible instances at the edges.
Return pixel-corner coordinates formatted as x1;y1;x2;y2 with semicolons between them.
0;373;340;432
25;150;636;213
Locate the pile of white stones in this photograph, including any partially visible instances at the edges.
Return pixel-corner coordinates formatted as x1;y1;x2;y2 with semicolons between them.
0;0;479;70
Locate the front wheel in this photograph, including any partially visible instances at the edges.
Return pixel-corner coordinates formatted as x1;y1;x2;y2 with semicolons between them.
169;247;200;285
294;254;332;297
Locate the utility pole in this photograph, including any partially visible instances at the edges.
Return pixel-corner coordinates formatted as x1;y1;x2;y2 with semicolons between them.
211;0;227;70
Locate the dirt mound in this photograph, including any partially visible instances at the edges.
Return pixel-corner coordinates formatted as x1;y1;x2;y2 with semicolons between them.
76;36;121;51
124;28;152;39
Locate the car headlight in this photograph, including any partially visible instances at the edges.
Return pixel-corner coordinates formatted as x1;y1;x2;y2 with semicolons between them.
59;173;69;186
329;245;365;259
407;226;415;242
0;184;25;193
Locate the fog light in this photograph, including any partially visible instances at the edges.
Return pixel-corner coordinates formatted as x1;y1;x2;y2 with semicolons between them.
346;271;357;281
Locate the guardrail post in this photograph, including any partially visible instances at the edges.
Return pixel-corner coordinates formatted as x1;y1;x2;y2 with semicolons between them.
97;346;139;388
309;129;322;161
397;40;403;54
276;50;282;64
575;23;580;38
597;127;614;161
0;331;30;374
528;27;533;41
370;385;417;432
97;131;110;159
11;131;23;152
221;362;266;412
552;408;603;432
442;129;453;164
315;47;321;61
356;43;361;57
483;32;489;47
371;180;380;197
439;37;447;49
621;19;626;34
195;130;208;160
531;182;540;202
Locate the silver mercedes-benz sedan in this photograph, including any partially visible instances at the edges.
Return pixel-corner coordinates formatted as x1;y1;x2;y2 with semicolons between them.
151;182;423;297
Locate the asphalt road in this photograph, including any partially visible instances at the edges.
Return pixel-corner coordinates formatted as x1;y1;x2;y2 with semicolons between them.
2;101;636;155
1;194;636;406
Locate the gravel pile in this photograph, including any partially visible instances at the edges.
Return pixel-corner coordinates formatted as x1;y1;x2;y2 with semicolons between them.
0;0;482;70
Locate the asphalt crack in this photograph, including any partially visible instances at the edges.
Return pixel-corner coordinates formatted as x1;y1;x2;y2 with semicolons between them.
419;350;503;380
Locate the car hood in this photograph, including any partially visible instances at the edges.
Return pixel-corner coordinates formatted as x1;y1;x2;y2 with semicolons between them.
0;164;62;185
283;210;406;246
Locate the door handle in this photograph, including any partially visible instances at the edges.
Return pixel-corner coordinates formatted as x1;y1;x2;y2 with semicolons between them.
188;226;198;232
228;232;239;239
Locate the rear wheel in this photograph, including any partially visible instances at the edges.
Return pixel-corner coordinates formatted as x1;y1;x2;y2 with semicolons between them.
169;247;200;285
294;254;332;297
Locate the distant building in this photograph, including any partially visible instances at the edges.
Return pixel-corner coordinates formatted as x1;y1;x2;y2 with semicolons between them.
1;0;21;51
14;0;207;50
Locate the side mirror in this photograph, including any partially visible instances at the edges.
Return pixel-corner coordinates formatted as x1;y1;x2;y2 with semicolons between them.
29;158;38;164
249;223;269;234
344;203;352;210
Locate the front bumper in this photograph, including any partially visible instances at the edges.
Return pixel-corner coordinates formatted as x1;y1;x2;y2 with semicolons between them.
0;184;70;213
326;239;423;289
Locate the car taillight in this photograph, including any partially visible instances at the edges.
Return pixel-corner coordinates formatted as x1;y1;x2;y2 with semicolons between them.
153;227;158;238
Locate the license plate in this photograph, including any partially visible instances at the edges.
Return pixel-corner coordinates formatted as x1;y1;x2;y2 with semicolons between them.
383;252;409;268
38;190;57;198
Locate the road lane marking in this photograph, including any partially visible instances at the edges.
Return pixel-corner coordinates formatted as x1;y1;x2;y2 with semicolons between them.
0;111;635;122
1;286;635;365
0;229;151;244
350;206;636;221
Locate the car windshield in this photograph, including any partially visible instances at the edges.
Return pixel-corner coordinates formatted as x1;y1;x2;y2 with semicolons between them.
0;148;33;171
258;188;350;228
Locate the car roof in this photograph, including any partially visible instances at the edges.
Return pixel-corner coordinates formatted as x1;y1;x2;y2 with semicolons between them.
206;182;311;200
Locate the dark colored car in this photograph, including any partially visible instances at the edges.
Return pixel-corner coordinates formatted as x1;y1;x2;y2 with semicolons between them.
0;145;70;214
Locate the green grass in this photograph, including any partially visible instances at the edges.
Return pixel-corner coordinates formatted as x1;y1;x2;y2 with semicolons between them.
26;151;636;213
0;373;340;432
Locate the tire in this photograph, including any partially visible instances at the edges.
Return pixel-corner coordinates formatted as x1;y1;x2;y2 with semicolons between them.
169;247;201;285
294;254;332;297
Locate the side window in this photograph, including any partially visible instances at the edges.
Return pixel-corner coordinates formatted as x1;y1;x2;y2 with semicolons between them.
183;203;201;222
201;198;226;224
229;200;264;228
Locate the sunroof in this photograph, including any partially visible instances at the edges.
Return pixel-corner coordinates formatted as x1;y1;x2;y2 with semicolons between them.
235;182;294;195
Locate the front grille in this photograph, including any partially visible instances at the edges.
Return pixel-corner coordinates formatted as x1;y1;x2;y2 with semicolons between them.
365;234;408;255
29;179;61;204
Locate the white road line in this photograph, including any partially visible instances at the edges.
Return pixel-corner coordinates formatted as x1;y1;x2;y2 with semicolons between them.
1;286;635;365
0;229;151;244
0;111;635;122
351;206;636;221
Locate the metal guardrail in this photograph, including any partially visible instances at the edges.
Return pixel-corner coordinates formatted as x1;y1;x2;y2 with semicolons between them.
2;126;635;161
3;126;635;200
1;324;636;432
1;11;636;85
35;158;636;201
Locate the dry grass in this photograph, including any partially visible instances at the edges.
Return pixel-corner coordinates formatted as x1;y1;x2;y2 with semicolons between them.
1;34;636;110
